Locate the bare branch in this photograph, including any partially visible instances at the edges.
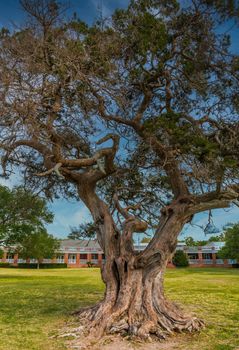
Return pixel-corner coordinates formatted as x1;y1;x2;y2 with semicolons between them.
36;162;64;178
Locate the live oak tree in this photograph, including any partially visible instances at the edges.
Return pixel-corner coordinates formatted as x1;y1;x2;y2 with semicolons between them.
0;185;53;245
0;0;239;341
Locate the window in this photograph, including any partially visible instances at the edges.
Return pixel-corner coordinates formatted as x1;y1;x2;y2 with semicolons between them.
80;254;87;259
202;253;212;260
57;255;64;260
68;254;76;260
6;254;14;260
188;253;199;260
91;254;98;260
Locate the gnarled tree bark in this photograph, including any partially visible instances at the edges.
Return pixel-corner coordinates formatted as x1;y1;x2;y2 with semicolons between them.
76;188;204;340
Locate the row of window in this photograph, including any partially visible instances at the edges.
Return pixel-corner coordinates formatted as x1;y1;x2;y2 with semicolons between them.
2;253;105;260
188;253;221;260
4;253;221;261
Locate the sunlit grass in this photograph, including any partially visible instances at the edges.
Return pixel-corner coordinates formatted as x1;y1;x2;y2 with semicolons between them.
0;267;238;350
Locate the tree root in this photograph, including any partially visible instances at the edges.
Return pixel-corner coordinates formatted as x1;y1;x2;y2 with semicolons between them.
70;299;205;342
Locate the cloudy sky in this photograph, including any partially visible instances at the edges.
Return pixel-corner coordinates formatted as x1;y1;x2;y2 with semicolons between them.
0;0;238;240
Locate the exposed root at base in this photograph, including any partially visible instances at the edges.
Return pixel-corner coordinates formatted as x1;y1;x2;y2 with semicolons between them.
57;303;205;350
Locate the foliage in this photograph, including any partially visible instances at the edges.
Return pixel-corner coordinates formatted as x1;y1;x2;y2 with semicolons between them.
0;0;239;338
68;222;96;240
0;0;238;218
0;262;10;268
184;234;225;247
0;185;53;245
0;249;3;258
17;230;60;268
202;0;239;20
172;250;189;267
218;223;239;260
87;261;94;268
208;234;225;242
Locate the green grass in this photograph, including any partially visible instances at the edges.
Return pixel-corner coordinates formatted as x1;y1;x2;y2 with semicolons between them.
0;268;238;350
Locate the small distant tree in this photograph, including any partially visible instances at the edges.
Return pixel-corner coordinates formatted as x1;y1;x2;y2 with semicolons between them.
185;237;196;246
173;250;189;267
208;234;224;242
18;230;60;269
218;223;239;260
184;234;224;247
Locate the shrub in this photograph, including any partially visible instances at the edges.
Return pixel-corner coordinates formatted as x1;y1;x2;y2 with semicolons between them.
232;263;239;268
172;250;189;267
17;263;67;269
0;262;10;268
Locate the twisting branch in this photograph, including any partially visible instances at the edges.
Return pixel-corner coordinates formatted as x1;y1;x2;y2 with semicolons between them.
113;194;148;233
133;90;152;125
189;186;239;215
96;133;120;151
36;162;64;178
91;89;139;129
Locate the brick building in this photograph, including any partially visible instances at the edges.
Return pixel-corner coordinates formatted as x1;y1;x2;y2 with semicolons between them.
0;239;237;267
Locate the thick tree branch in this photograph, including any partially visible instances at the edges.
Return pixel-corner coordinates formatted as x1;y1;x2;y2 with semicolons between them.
36;162;64;178
113;194;148;234
190;186;239;214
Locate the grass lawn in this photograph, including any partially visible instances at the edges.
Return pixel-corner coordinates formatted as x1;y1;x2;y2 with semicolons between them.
0;268;238;350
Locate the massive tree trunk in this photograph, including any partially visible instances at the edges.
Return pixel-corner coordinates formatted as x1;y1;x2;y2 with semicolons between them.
77;186;204;339
79;259;203;340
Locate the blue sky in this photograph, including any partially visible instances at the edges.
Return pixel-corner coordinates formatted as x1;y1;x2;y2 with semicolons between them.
0;0;238;240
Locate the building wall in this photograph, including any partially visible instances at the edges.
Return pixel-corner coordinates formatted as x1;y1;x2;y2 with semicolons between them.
0;242;236;268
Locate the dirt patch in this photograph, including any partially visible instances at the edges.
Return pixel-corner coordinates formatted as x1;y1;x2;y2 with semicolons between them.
65;332;197;350
57;318;204;350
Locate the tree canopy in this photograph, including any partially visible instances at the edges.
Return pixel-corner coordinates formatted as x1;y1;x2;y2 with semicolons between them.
218;223;239;259
172;250;189;267
68;222;96;240
18;230;60;268
184;234;225;246
0;185;53;245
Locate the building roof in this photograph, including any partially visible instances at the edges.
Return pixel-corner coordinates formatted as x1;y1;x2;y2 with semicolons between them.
60;239;100;248
59;239;102;253
203;241;225;248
